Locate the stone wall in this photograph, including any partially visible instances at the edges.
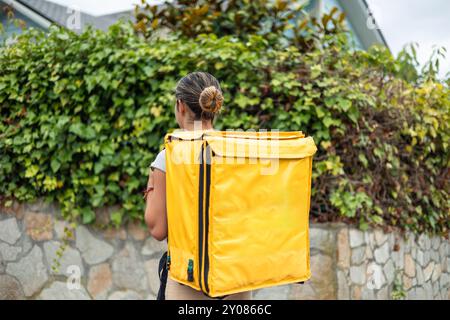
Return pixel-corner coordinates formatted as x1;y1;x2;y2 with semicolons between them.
257;224;449;300
0;200;448;300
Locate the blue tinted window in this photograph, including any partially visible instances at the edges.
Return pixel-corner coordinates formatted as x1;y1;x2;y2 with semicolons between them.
1;10;42;42
323;0;364;49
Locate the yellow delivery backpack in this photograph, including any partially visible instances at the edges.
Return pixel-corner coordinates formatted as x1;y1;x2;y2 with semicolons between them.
164;130;317;297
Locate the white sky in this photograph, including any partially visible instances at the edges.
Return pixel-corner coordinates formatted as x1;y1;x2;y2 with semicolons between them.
47;0;154;16
366;0;450;78
48;0;449;78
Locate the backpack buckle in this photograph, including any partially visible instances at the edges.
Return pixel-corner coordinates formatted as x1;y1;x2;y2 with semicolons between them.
166;255;171;270
187;259;194;282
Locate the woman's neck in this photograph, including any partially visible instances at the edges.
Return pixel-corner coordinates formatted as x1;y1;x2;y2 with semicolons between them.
183;120;213;131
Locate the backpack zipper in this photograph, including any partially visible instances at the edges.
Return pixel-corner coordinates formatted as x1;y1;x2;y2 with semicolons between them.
198;143;205;292
198;143;211;295
203;144;212;294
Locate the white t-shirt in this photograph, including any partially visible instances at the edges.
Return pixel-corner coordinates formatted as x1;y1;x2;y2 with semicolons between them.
150;149;166;173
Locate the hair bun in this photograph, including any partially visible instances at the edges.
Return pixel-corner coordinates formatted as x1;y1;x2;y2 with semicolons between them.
199;86;223;114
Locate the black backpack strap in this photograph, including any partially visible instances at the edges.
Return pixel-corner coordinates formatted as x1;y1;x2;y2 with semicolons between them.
157;251;168;300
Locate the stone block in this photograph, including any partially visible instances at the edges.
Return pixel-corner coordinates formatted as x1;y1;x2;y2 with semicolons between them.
391;242;404;270
350;264;366;285
404;254;415;277
403;275;412;290
253;285;290;300
383;259;395;284
310;227;335;255
0;275;25;300
289;282;317;300
351;286;362;300
108;290;143;300
112;243;147;293
431;264;442;283
39;281;91;300
439;272;448;291
431;237;440;251
376;286;389;300
141;237;167;256
0;243;22;261
337;270;350;300
308;253;336;299
337;228;350;269
24;212;53;241
365;245;373;260
144;258;160;295
6;245;48;297
416;249;425;267
374;230;388;246
423;262;434;282
349;229;365;248
76;226;114;265
351;246;366;265
416;264;424;285
43;241;84;276
366;262;386;290
374;242;389;264
0;218;21;244
87;263;112;300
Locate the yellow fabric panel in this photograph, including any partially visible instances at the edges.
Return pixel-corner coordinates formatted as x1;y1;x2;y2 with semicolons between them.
165;139;202;290
206;135;317;159
203;130;305;140
165;130;305;141
208;157;312;296
164;131;316;297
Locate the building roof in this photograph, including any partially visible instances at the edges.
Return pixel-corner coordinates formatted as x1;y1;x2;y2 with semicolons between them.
2;0;388;50
337;0;389;49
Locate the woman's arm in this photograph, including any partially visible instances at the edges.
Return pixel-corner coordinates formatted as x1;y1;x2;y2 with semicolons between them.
144;168;168;241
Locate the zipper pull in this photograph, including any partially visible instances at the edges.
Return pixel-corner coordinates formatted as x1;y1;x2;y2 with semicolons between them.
187;259;194;282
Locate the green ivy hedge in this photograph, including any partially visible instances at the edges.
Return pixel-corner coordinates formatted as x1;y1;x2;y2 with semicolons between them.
0;22;448;234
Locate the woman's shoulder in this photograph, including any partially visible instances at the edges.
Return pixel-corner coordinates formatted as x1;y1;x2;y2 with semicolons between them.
150;149;166;172
157;149;166;158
